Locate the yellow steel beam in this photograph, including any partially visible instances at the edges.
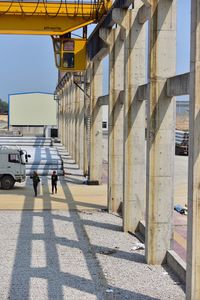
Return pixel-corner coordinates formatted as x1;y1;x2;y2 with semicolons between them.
0;1;111;35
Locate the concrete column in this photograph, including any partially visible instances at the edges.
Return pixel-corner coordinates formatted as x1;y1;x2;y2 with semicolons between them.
63;87;67;148
83;67;90;176
65;86;68;149
100;27;124;213
70;81;73;157
72;83;76;160
71;81;74;159
89;59;103;183
75;85;80;164
112;2;146;230
69;76;73;157
146;0;176;264
57;91;62;140
66;81;69;152
61;89;64;144
67;79;71;154
186;0;200;298
79;82;85;171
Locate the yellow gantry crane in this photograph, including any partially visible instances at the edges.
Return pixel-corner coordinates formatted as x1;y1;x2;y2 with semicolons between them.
0;0;111;70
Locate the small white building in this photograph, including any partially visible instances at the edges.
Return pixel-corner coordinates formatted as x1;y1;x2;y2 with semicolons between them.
102;105;108;132
8;92;57;136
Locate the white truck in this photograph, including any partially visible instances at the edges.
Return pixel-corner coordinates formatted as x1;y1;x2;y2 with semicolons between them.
0;146;30;189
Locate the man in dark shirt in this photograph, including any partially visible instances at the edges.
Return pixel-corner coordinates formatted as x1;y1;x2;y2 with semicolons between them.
51;170;58;194
30;171;40;197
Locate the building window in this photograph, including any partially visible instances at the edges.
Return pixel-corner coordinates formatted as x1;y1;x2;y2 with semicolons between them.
102;121;107;129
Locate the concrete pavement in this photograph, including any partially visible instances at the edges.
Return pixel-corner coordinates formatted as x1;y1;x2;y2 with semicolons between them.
0;177;107;211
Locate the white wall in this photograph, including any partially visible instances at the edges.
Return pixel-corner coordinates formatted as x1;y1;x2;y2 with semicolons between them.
9;93;57;126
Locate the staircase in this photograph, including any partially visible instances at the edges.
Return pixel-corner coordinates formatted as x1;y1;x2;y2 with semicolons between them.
0;136;52;147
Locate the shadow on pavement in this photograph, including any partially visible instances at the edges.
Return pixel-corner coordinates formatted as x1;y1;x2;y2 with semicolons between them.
8;176;159;300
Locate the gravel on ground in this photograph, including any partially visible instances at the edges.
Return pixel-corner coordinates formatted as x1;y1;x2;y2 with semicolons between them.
0;210;185;300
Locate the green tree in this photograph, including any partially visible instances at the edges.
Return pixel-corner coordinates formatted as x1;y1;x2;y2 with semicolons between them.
0;99;8;113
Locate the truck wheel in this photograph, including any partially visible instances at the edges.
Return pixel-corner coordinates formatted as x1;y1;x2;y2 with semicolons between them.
1;175;15;190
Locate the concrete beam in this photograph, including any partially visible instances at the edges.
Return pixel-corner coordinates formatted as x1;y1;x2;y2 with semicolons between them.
97;95;109;106
122;0;134;8
99;27;125;46
136;83;149;101
141;0;151;7
88;0;130;60
112;8;127;28
90;46;108;61
138;4;151;24
99;28;112;45
167;73;189;97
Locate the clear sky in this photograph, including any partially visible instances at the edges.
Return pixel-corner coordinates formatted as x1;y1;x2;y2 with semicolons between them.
177;0;190;75
0;35;58;101
0;0;191;102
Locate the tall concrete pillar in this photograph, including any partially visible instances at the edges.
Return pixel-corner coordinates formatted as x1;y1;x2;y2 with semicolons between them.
75;85;80;165
73;84;77;161
66;81;69;152
61;89;64;145
79;82;85;170
100;27;124;213
186;0;200;298
146;0;176;264
83;67;90;176
111;2;146;230
71;82;74;159
89;59;103;183
65;85;68;149
72;79;75;158
69;76;73;157
63;84;67;148
57;91;62;141
67;79;71;154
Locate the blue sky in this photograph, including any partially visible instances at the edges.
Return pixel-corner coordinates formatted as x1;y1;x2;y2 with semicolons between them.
177;0;190;75
0;0;190;101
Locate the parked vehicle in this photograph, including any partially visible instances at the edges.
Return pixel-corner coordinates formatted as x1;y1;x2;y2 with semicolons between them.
175;130;189;155
0;146;30;189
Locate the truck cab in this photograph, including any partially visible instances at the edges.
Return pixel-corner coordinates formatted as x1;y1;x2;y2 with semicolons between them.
0;147;30;189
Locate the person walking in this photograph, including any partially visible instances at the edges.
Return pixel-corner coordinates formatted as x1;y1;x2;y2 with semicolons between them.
31;171;40;197
51;170;58;194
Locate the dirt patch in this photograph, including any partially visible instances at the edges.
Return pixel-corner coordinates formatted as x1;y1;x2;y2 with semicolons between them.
176;116;189;131
0;114;8;130
0;114;8;122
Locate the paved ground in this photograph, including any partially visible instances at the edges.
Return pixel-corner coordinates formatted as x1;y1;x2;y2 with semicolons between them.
0;142;188;299
173;155;188;261
0;209;185;299
0;177;107;211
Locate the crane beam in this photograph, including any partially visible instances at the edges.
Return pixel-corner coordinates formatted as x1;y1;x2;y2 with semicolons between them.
0;1;111;35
